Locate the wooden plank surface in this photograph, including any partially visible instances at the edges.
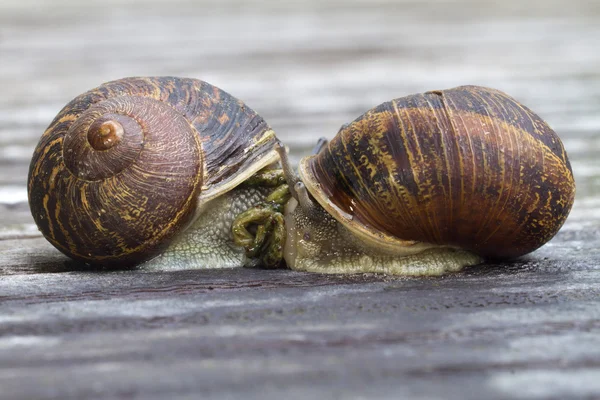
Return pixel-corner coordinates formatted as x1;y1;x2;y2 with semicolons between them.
1;0;599;399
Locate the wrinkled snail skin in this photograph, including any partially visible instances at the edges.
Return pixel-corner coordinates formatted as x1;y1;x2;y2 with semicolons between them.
147;185;276;270
282;197;482;276
285;86;575;275
28;77;279;267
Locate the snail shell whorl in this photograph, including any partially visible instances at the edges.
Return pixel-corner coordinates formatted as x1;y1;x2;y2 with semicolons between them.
28;77;277;266
301;86;575;259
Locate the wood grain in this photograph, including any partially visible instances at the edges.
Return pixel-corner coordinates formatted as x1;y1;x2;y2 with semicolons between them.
1;0;599;399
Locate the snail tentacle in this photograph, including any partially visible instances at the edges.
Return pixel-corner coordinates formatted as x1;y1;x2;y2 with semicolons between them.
275;141;300;200
294;182;320;218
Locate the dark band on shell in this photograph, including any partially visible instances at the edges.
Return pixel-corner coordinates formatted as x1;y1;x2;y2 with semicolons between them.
303;86;575;259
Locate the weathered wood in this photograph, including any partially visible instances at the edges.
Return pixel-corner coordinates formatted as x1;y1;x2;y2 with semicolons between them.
1;0;600;399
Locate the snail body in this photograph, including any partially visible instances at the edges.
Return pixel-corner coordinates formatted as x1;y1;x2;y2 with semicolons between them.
255;85;575;275
28;77;280;267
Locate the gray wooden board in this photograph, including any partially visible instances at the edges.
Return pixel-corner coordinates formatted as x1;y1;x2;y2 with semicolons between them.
1;0;600;399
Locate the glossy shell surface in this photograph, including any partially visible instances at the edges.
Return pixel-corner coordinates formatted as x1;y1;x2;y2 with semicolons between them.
28;77;278;266
300;86;575;259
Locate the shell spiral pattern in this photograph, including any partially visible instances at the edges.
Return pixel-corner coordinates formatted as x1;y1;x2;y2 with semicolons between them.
302;86;575;259
28;77;277;266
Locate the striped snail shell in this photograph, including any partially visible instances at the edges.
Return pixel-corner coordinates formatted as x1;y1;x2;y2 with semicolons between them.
28;77;279;266
298;85;575;261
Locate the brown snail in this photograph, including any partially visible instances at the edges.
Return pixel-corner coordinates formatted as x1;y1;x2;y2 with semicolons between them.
233;85;575;275
28;76;284;268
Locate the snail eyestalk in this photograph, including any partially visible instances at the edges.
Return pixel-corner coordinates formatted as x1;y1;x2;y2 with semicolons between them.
275;141;300;200
277;138;325;217
231;138;330;267
294;182;319;218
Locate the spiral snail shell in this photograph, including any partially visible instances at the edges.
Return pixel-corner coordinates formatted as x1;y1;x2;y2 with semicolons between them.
237;85;574;275
28;77;280;267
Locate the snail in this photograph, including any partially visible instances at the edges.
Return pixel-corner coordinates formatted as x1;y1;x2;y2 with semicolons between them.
233;85;576;275
28;76;287;268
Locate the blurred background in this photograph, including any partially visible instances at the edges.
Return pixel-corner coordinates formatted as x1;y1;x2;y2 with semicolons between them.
1;2;600;398
0;0;598;228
